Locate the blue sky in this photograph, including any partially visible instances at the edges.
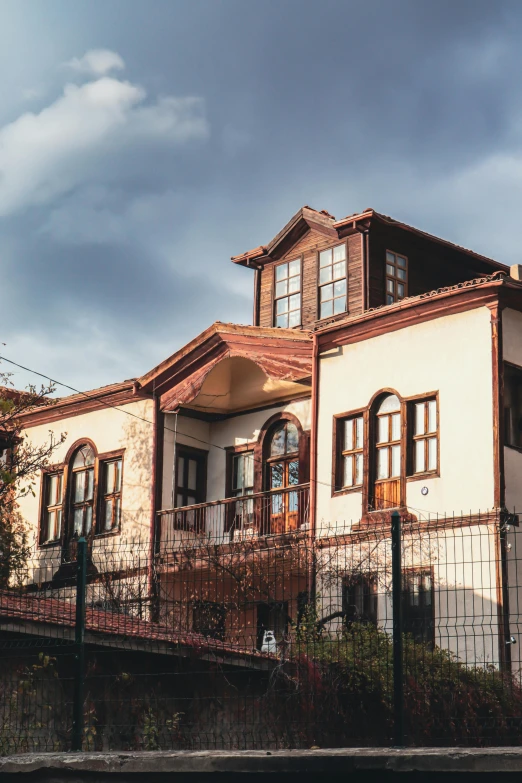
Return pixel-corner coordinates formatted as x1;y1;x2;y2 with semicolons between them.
1;0;522;391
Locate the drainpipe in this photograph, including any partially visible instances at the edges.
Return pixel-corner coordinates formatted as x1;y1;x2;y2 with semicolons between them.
308;332;319;599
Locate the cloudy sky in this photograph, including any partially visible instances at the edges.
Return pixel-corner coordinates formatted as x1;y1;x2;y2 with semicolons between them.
1;0;521;392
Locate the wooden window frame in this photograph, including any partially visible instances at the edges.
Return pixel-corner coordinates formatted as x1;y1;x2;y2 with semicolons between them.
175;444;208;508
272;257;302;329
39;463;65;546
385;250;408;305
96;449;125;537
406;394;440;480
332;408;365;496
317;241;348;322
401;566;435;647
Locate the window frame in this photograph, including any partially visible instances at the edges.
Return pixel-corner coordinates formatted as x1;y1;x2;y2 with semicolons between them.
272;256;302;329
401;566;435;646
407;395;439;479
39;464;65;546
97;449;125;536
385;250;408;305
317;241;348;321
175;445;208;508
332;408;366;496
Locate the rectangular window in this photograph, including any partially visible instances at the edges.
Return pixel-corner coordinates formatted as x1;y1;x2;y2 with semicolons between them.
342;575;378;626
402;569;434;645
274;259;301;328
319;244;347;319
232;451;254;497
176;447;207;508
409;398;438;475
385;251;408;305
42;471;64;543
99;457;123;533
256;601;288;650
193;601;227;641
337;415;363;490
504;363;522;449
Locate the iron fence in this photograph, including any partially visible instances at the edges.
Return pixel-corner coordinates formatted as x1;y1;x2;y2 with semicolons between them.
2;508;522;752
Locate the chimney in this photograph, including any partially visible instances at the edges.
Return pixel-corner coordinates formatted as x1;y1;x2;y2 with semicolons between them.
510;264;522;281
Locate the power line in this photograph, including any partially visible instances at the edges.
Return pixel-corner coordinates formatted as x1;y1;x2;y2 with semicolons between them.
0;353;448;518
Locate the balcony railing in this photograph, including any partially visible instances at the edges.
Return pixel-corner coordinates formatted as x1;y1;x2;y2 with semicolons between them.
157;483;310;547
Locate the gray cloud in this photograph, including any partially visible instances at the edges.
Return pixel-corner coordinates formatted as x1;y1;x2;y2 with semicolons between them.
1;0;522;391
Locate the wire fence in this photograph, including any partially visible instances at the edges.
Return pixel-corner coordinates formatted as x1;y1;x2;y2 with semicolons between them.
2;508;522;752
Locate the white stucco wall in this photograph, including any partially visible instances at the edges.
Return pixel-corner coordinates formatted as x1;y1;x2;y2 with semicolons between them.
162;398;311;511
18;398;155;565
316;306;495;533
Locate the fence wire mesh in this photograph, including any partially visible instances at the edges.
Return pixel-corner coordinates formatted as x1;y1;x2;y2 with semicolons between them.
1;508;522;752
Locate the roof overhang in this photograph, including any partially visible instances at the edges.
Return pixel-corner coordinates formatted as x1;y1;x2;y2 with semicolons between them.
137;322;313;415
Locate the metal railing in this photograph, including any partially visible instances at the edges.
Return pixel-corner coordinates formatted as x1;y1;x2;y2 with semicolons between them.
157;483;310;546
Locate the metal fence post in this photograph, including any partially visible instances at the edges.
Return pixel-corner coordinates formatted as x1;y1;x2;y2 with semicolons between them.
72;537;87;751
391;510;404;746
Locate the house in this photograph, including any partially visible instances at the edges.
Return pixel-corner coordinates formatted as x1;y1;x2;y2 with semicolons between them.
12;205;522;674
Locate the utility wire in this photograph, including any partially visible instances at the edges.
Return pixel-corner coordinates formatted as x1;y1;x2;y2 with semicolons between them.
0;353;456;518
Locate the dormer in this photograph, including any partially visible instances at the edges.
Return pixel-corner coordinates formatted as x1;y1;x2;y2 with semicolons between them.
232;206;507;331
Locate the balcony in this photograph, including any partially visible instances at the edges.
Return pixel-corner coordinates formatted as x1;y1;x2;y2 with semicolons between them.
157;483;310;549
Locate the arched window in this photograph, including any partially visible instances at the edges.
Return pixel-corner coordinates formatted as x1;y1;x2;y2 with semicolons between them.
266;421;300;534
371;394;401;511
70;444;95;537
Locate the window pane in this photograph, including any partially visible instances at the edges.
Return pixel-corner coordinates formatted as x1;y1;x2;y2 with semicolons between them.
397;268;406;281
104;498;114;531
85;468;94;501
114;497;121;528
428;437;437;470
333;261;345;279
386;251;395;264
321;283;333;302
397;283;405;298
276;297;288;315
391;445;401;477
334;296;346;314
276;313;289;328
355;453;363;486
84;506;93;534
427;400;437;433
320;266;332;284
378;416;388;444
288;275;300;293
379;394;400;414
55;509;62;540
344;420;353;451
288;259;300;277
45;511;55;541
386;264;395;276
74;508;83;535
244;452;254;488
276;280;288;298
233;455;243;490
377;448;389;479
320;300;333;319
270;425;286;456
73;445;94;468
288;309;301;327
177;457;185;486
275;263;288;281
176;493;184;507
270;463;284;488
343;455;353;487
415;403;425;435
188;459;197;491
74;471;86;502
386;294;394;305
319;249;332;267
391;413;401;441
333;244;346;262
387;279;394;294
287;423;299;453
355;417;363;448
47;475;57;505
397;255;407;268
106;462;115;494
334;279;346;296
415;440;425;473
288;460;299;485
115;460;122;491
289;293;300;311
